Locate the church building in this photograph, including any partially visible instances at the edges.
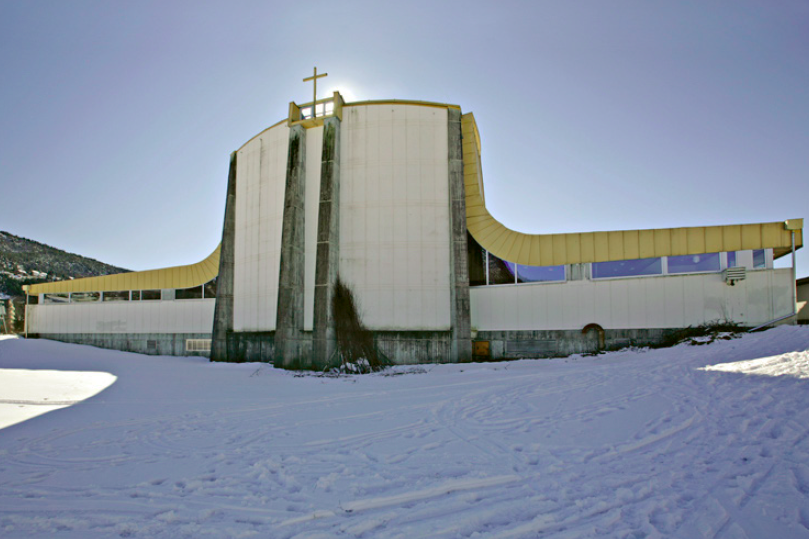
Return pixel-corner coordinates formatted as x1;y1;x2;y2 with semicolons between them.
24;78;804;368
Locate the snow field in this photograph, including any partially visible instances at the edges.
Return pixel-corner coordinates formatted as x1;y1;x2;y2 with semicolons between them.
0;327;808;538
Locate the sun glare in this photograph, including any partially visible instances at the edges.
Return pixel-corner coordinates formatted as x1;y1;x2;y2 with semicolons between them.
325;83;362;103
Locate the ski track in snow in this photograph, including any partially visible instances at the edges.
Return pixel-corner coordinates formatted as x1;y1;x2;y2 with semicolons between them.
1;327;809;538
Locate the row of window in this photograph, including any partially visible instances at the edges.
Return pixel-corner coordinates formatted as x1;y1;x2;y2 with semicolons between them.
468;233;767;287
37;280;217;305
471;253;567;286
592;250;767;279
300;101;335;120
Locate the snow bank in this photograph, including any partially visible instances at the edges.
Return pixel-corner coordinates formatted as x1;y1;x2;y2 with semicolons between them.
1;327;808;538
703;350;809;379
0;368;116;429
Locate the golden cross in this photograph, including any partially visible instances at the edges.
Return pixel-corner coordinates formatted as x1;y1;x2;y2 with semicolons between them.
303;67;328;117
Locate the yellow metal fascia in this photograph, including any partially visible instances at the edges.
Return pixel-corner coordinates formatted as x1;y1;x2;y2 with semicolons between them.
288;102;301;125
623;229;640;260
344;99;461;111
237;119;288;153
27;245;221;296
245;97;458;153
333;91;345;121
460;112;803;266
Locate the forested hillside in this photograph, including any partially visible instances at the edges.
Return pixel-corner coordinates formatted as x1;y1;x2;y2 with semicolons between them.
0;231;128;298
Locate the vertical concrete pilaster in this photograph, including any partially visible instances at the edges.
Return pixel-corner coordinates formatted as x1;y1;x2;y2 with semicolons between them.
448;108;473;362
211;152;237;362
313;116;341;369
275;125;307;368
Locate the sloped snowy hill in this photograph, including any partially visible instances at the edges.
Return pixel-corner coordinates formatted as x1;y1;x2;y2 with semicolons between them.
1;327;808;538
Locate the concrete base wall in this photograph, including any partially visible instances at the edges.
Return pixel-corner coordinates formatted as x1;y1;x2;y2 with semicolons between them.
33;326;742;365
475;328;681;360
222;331;277;363
373;331;452;365
222;330;449;367
34;333;213;357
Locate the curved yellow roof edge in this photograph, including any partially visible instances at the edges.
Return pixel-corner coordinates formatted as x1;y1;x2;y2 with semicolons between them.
26;245;221;295
236;99;461;153
461;112;803;266
236;118;288;153
344;99;461;110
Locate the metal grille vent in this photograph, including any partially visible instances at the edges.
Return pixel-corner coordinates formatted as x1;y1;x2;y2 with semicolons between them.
723;266;746;285
186;339;212;352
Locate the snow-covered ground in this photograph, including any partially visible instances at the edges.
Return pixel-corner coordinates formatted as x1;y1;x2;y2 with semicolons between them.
1;328;809;538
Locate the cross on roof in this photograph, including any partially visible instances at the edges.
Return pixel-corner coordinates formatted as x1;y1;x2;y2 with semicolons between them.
303;67;327;117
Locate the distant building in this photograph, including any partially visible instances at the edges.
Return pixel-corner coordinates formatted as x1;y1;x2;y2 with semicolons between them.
24;91;804;367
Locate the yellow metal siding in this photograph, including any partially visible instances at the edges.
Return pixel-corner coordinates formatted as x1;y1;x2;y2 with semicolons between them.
762;225;779;248
552;235;567;264
566;234;581;264
28;245;221;295
538;236;553;266
671;229;687;255
461;112;802;266
593;232;609;263
580;233;595;262
500;232;520;263
623;230;639;260
741;224;761;250
705;227;723;252
608;231;624;260
638;229;655;258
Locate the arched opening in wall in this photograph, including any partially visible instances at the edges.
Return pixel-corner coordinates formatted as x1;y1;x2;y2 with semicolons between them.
582;323;605;351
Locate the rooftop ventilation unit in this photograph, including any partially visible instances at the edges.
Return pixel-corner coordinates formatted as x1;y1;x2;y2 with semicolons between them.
723;266;746;286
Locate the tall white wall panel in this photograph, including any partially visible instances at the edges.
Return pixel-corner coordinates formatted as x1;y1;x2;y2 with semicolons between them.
304;126;323;330
29;299;216;334
233;124;288;331
470;269;795;331
339;104;451;330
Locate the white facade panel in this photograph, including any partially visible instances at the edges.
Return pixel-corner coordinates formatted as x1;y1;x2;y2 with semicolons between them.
304;126;323;331
233;123;288;331
662;278;685;328
590;283;611;328
339;104;451;330
609;280;630;328
29;299;216;334
470;269;795;331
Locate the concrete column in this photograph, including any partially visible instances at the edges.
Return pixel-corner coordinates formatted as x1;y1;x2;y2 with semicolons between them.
211;151;237;362
274;125;307;368
448;108;473;362
313;116;341;369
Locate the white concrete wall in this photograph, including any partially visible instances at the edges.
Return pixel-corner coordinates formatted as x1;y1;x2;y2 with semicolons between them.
339;104;452;330
304;126;323;330
28;299;215;334
233;123;289;331
471;268;794;331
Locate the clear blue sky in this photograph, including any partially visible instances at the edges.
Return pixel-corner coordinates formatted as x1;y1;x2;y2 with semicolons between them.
1;1;807;276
